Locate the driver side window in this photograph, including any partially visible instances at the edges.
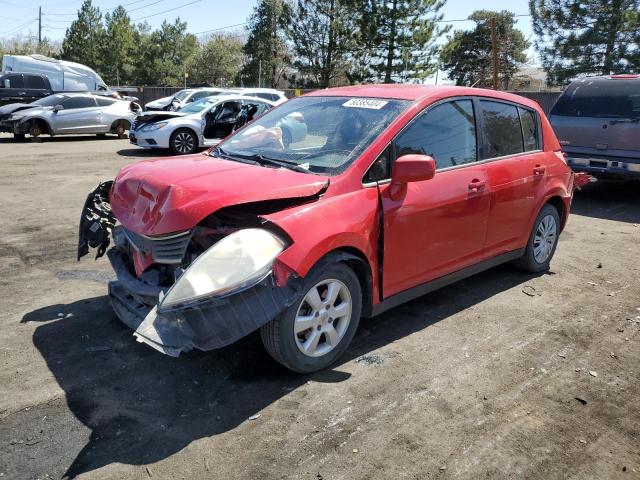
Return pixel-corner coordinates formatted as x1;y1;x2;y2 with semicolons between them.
395;99;477;170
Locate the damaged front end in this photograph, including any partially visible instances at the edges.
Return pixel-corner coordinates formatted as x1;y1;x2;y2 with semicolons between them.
78;183;307;357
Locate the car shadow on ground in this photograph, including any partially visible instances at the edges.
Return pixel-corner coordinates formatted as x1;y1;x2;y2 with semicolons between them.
571;179;640;224
20;264;542;479
0;135;125;144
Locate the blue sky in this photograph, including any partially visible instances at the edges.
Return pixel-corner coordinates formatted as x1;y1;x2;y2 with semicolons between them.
0;0;537;63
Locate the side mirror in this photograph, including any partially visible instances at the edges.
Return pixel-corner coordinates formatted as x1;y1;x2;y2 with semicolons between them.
53;104;63;112
389;154;436;200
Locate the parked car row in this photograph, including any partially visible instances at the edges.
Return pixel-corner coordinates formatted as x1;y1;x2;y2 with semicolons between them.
144;87;288;111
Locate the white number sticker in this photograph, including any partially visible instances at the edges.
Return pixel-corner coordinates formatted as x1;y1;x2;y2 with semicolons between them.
342;98;389;110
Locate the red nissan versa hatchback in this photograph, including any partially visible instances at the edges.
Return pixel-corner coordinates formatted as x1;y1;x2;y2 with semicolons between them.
78;85;583;373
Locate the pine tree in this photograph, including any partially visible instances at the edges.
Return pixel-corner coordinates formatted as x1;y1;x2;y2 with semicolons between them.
241;0;291;88
60;0;105;71
287;0;361;87
358;0;449;83
102;6;137;86
440;11;529;89
530;0;640;85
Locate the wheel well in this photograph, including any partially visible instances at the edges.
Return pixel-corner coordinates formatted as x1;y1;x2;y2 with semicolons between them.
545;196;565;228
322;247;374;318
30;118;51;135
110;119;131;131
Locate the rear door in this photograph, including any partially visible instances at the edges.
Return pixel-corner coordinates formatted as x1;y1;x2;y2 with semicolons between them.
378;98;491;296
23;75;49;101
480;99;545;256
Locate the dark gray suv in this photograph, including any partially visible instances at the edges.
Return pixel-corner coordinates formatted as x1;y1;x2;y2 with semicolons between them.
549;75;640;178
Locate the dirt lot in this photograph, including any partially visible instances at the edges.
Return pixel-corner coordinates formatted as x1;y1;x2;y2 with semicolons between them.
0;133;638;480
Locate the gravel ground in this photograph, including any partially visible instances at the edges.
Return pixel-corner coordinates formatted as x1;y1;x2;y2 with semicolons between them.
0;133;638;480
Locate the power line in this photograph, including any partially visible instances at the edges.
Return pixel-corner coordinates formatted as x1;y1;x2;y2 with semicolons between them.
131;0;202;22
193;22;248;35
0;17;37;35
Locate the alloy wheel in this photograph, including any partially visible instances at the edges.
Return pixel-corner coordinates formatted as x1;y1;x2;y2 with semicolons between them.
294;279;352;358
533;214;557;263
174;132;195;153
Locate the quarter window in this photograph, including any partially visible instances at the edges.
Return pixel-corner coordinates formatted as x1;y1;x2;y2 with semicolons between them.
480;100;524;158
518;107;539;151
395;99;477;169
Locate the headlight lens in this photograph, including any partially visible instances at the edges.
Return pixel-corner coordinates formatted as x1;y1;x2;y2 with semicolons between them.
140;121;168;132
159;228;285;309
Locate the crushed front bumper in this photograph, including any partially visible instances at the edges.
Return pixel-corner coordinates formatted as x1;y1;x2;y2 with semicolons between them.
107;247;301;357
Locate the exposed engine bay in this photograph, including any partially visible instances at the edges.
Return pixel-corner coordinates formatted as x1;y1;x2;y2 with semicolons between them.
77;181;325;356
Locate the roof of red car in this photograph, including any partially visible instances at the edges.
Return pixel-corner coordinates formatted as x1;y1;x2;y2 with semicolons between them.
306;84;534;104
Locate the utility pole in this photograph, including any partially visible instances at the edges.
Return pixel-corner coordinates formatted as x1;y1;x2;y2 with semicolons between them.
38;6;42;44
258;59;262;88
491;17;499;90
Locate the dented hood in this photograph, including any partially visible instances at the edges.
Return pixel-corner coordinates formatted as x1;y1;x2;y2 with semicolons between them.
110;154;329;235
134;111;187;126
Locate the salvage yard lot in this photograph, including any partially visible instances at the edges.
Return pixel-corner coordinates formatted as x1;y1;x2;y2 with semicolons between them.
0;133;638;480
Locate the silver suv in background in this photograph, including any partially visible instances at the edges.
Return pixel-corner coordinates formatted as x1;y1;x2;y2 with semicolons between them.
549;75;640;178
0;92;139;140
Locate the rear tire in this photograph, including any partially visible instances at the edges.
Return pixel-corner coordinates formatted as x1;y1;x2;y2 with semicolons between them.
170;128;197;155
514;204;560;273
261;261;362;373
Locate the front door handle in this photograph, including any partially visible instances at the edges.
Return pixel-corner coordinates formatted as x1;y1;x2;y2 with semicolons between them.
468;179;486;193
533;165;546;176
18;91;26;96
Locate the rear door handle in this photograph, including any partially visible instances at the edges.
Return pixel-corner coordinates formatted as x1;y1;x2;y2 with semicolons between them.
468;179;486;193
533;165;546;176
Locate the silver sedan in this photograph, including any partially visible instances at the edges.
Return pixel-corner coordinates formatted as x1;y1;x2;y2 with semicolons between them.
0;93;140;140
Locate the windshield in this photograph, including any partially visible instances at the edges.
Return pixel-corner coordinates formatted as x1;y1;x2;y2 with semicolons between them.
212;96;410;175
173;90;192;101
178;97;219;114
31;94;68;107
551;78;640;119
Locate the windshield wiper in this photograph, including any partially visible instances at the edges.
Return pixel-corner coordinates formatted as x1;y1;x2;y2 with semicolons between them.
212;147;260;166
610;117;640;124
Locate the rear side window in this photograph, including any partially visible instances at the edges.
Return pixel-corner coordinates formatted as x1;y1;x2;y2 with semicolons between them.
480;100;523;158
550;79;640;119
96;97;116;107
395;99;477;169
24;75;46;89
62;97;97;109
518;107;539;151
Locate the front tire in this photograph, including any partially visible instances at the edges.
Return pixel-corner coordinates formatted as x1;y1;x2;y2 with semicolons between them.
261;261;362;373
515;203;560;272
170;128;197;155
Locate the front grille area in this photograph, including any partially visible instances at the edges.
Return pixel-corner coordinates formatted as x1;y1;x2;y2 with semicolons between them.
123;228;192;264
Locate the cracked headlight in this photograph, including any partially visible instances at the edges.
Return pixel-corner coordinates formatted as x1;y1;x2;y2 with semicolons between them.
159;228;285;309
140;121;168;132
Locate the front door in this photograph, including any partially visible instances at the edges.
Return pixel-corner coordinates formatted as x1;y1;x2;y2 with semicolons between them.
379;98;491;297
54;96;100;133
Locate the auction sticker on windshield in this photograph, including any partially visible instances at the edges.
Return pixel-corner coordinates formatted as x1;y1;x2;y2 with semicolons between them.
343;98;389;109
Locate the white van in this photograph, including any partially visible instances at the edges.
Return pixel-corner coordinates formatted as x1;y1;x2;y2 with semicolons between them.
1;54;108;92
